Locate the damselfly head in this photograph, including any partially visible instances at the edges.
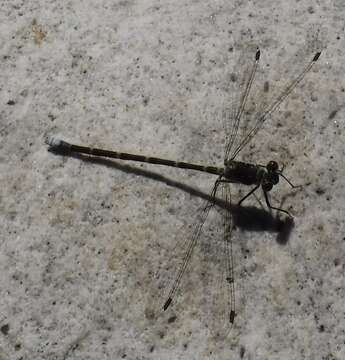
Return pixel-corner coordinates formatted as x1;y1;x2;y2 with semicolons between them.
266;160;279;173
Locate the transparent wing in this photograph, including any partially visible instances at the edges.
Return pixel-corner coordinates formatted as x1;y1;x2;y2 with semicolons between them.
222;44;262;162
229;25;326;160
160;181;218;313
145;179;236;338
201;181;236;338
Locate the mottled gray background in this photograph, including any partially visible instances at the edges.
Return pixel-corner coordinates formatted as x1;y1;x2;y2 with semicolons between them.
0;0;344;359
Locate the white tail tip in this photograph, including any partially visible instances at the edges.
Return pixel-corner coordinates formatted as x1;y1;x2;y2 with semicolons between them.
45;136;62;148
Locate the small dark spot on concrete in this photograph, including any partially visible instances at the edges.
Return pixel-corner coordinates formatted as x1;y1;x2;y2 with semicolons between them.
328;109;338;120
284;110;292;119
334;258;340;266
183;343;188;349
315;187;325;195
1;324;9;335
7;100;15;105
240;345;245;358
318;324;325;332
15;343;21;351
336;36;340;40
307;6;315;13
228;46;233;52
121;354;127;358
167;315;177;323
20;89;28;97
230;73;237;82
149;345;154;353
264;81;269;93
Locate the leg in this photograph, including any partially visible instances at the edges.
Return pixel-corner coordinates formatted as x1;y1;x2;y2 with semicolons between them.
238;184;261;206
278;165;302;189
279;172;302;189
204;176;224;211
263;190;292;217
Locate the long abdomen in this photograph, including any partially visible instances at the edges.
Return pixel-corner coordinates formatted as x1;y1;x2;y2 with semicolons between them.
46;137;224;176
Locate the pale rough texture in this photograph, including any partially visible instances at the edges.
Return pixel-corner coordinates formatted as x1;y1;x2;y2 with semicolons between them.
0;0;344;359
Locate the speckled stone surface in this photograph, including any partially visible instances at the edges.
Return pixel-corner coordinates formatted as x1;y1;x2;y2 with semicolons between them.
0;0;344;359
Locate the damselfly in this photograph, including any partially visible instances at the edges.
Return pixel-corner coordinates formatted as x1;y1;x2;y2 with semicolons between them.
47;36;322;337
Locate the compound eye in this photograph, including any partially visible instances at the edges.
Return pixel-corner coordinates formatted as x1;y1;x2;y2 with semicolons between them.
267;161;278;172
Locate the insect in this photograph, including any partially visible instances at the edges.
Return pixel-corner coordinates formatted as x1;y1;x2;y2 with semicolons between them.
47;39;322;337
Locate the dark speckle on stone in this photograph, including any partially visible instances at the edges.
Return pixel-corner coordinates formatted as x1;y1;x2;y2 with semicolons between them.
20;89;28;97
1;324;9;335
328;109;338;120
315;187;325;195
230;73;237;82
167;315;177;323
7;100;15;105
240;346;245;358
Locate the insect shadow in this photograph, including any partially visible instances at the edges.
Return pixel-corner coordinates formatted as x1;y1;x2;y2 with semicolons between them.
48;148;294;245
